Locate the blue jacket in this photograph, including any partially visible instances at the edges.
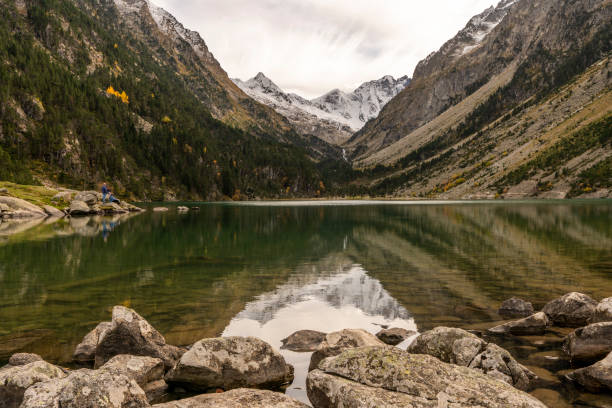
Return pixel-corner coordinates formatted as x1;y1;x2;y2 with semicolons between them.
102;185;109;194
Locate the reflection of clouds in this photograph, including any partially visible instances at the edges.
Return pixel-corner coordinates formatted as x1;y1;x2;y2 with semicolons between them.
235;266;411;324
223;265;416;405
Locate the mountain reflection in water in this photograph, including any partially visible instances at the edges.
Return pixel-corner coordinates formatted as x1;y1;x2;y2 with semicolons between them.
223;265;416;404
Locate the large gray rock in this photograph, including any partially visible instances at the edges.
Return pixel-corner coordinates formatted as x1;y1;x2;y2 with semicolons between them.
499;297;535;318
0;360;67;408
42;205;65;217
94;306;182;370
74;321;112;363
281;330;326;352
165;337;294;392
376;328;416;346
542;292;598;327
7;353;43;366
152;388;308;407
74;191;100;205
0;197;46;218
488;312;551;335
408;327;536;390
309;329;385;371
307;347;547;408
563;322;612;363
590;297;612;323
69;200;91;216
101;355;166;403
566;351;612;393
20;368;149;408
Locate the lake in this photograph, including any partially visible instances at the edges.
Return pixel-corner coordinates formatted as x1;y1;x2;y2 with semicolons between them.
1;200;611;407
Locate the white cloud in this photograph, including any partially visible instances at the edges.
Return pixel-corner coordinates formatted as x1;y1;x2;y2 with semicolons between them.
153;0;496;98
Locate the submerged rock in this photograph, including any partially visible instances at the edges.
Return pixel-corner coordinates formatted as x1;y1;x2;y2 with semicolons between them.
590;297;612;323
165;336;294;392
375;327;416;346
152;388;308;407
408;327;536;390
488;312;551;335
20;368;149;408
0;360;67;407
566;351;612;393
7;353;43;366
499;297;535;318
309;329;385;371
281;330;326;352
563;322;612;363
100;355;166;402
94;306;183;370
542;292;598;327
74;321;112;363
307;347;547;408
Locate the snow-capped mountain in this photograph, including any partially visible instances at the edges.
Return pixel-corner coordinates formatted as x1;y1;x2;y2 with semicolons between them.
233;73;410;145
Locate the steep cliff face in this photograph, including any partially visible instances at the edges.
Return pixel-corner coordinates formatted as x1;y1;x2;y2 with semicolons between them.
348;0;611;160
105;0;294;140
347;0;611;199
233;73;410;145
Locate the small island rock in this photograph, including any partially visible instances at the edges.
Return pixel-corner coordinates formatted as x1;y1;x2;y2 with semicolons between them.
375;327;416;345
281;330;326;352
499;297;535;318
542;292;598;327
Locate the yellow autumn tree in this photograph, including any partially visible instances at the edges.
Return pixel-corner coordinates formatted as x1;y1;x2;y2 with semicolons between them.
106;86;129;104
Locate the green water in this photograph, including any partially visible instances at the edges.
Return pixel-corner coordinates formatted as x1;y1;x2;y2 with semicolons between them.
1;200;611;406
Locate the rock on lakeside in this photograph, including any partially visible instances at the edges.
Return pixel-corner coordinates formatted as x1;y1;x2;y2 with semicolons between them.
308;329;385;371
542;292;598;327
153;388;308;407
281;330;326;352
307;347;547;408
566;351;612;393
499;297;535;318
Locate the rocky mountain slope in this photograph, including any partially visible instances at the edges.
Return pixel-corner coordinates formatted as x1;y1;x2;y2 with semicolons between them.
348;0;612;199
0;0;345;200
233;73;410;145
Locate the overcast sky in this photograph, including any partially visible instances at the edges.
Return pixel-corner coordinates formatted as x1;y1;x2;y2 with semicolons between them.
153;0;497;98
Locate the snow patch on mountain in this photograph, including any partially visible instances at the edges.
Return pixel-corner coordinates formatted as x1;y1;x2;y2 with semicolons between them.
233;73;410;137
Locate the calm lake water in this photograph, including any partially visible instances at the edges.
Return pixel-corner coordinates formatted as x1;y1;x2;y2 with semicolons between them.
1;200;611;406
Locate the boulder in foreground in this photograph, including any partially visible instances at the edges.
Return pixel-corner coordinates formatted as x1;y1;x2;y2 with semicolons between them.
152;388;308;407
309;329;385;371
307;346;547;408
542;292;597;327
488;312;551;335
100;354;167;402
499;297;535;318
281;330;326;352
0;360;67;408
563;321;612;363
94;306;183;370
376;327;416;346
165;336;294;392
566;351;612;393
20;369;149;408
73;321;112;363
408;326;536;390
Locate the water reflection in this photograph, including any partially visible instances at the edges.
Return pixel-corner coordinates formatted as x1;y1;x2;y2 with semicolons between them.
222;265;417;404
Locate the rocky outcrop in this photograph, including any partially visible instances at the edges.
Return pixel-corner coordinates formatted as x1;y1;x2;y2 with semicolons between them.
152;388;308;407
7;353;43;366
69;200;92;216
408;327;536;390
42;205;65;217
542;292;598;327
20;368;149;408
100;355;167;402
375;328;415;346
0;197;47;218
488;312;551;335
499;297;535;318
281;330;326;352
308;329;385;371
563;322;612;363
590;297;612;323
0;360;67;407
74;321;112;363
94;306;183;370
69;193;143;217
566;351;612;393
307;347;547;408
165;337;294;392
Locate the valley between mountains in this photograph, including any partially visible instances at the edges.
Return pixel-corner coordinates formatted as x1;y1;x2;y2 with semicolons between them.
0;0;610;200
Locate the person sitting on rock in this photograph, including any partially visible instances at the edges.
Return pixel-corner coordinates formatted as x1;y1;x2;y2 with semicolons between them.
107;191;121;205
101;183;109;203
